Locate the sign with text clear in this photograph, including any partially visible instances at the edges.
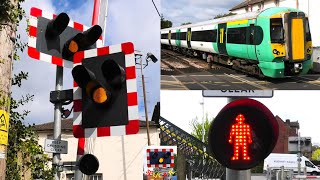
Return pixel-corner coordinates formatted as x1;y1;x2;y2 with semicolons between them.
202;90;273;98
44;139;68;154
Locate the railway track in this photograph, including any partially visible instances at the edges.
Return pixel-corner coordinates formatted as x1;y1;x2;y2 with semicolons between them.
161;49;320;90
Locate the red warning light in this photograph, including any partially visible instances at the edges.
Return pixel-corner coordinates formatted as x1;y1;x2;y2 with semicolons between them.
208;99;279;170
228;114;252;161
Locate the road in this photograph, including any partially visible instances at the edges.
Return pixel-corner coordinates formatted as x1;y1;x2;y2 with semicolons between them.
161;49;320;90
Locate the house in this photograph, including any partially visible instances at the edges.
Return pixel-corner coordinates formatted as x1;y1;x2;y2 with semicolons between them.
34;119;160;180
273;115;299;153
229;0;320;71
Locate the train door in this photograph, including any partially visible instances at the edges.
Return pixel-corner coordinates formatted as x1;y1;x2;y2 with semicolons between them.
168;30;171;45
218;23;227;55
187;28;191;48
176;29;181;47
247;23;258;60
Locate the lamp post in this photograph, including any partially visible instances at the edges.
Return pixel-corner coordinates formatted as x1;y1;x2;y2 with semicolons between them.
136;52;158;146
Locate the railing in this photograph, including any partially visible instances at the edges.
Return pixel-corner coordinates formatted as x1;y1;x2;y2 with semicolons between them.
159;116;225;179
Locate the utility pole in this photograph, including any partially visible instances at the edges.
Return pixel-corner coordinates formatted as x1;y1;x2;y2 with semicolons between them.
0;1;18;179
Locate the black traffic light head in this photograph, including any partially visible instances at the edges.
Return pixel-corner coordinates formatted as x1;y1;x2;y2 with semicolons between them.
208;99;279;170
78;154;99;175
34;11;102;61
150;152;172;165
72;52;128;128
45;12;70;40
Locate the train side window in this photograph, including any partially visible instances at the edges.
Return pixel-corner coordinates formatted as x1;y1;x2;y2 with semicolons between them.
213;29;217;42
191;30;217;42
161;33;168;39
171;33;176;39
305;18;312;41
227;27;247;44
180;32;187;40
253;26;263;45
270;18;284;43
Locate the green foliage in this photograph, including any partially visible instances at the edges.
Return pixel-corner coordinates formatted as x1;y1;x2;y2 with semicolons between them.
214;12;236;19
181;22;192;26
312;149;320;161
251;161;264;173
6;76;54;180
0;0;25;24
161;14;172;29
189;114;213;144
2;1;54;179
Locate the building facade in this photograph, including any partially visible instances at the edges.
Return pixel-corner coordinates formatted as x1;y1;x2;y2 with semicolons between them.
35;119;160;180
272;116;299;153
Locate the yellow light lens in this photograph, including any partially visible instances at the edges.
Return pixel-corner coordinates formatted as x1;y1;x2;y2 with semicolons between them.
159;157;164;164
68;40;78;53
92;87;108;104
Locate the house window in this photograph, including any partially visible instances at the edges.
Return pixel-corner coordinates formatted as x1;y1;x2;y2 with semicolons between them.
66;173;103;180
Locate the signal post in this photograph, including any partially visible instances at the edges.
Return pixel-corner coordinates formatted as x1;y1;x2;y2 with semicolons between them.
203;90;277;180
27;5;140;179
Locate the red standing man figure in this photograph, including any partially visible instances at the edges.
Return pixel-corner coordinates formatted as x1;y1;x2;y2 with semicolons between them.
228;114;252;161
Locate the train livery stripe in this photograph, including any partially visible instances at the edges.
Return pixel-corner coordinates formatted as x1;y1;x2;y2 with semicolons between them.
227;19;249;26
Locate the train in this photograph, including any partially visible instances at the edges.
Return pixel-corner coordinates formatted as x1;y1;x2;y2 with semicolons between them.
161;7;312;78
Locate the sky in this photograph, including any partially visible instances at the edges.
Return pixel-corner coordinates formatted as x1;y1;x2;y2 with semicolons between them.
161;0;243;26
161;90;320;144
12;0;160;125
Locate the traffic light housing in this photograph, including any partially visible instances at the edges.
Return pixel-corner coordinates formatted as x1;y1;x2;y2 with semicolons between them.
72;42;139;138
150;152;172;165
72;51;128;128
146;147;174;168
78;154;99;175
28;7;102;67
208;99;279;170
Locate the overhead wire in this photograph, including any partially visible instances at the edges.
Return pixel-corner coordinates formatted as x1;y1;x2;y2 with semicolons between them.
151;0;161;17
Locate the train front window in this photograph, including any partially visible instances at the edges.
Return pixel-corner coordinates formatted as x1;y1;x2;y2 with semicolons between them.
306;18;312;41
270;18;284;43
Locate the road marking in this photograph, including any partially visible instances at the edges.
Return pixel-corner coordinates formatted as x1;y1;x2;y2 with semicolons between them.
225;74;272;90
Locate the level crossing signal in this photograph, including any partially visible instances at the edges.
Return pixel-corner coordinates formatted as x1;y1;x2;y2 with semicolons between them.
208;99;279;170
72;43;139;138
28;7;102;67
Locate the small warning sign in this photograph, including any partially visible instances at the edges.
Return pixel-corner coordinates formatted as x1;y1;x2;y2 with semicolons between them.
0;110;9;145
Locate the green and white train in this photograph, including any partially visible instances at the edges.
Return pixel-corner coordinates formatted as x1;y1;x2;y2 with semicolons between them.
161;7;312;78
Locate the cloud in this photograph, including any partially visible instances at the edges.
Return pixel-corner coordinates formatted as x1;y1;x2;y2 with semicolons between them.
161;0;243;26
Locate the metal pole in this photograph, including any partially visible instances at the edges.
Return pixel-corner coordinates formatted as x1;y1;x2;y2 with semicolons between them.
53;66;63;180
200;99;205;178
141;57;151;146
226;97;251;180
298;132;301;177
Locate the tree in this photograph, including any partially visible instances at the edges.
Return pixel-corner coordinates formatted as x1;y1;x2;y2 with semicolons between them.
161;14;172;29
0;0;25;178
312;149;320;161
189;114;213;144
181;22;191;26
1;1;53;179
214;12;236;19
